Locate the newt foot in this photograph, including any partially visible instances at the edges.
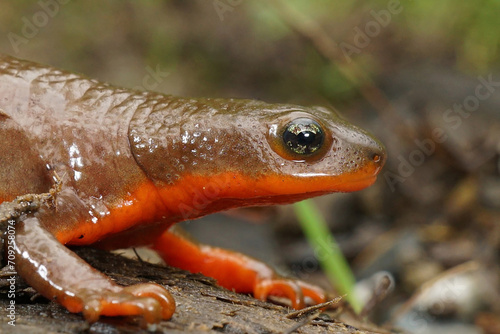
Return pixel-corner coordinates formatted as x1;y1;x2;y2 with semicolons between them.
66;283;175;324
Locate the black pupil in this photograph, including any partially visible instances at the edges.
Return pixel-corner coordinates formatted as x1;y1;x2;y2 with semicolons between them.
283;118;324;155
298;131;315;144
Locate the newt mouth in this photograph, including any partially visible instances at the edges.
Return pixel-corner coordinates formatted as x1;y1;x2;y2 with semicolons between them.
154;154;385;219
203;173;379;208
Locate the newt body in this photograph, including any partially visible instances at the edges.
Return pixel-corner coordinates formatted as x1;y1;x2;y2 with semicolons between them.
0;55;385;323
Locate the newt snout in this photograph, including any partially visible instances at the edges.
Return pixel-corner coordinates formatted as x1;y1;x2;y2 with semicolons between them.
333;119;386;179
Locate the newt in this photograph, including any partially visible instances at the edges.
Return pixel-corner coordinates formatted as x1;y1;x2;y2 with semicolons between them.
0;54;385;323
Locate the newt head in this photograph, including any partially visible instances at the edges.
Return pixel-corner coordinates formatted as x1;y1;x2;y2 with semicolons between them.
129;98;386;215
261;105;386;198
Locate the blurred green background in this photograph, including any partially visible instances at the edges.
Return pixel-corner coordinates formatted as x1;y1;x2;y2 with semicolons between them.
1;1;499;333
2;1;499;103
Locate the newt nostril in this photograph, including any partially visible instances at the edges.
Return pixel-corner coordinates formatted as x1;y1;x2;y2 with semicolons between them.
364;137;386;169
370;144;386;168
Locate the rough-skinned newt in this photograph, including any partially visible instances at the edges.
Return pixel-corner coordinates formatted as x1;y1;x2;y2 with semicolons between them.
0;54;385;323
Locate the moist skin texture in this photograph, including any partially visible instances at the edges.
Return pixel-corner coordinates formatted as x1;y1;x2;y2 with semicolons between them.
0;54;385;323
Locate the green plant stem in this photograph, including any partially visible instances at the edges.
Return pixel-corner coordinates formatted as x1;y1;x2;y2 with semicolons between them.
293;199;361;313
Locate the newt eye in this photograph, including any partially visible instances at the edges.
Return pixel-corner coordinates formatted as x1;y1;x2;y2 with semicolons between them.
283;118;324;156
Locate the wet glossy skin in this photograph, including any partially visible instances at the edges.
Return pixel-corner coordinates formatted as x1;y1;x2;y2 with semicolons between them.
0;54;385;323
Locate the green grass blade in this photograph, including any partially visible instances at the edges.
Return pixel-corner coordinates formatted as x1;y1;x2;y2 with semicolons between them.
293;199;361;313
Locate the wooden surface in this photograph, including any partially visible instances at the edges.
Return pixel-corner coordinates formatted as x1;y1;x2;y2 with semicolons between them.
0;247;386;334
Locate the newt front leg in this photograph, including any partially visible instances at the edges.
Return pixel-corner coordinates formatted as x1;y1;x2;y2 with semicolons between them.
11;211;175;323
96;225;328;309
154;227;327;309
